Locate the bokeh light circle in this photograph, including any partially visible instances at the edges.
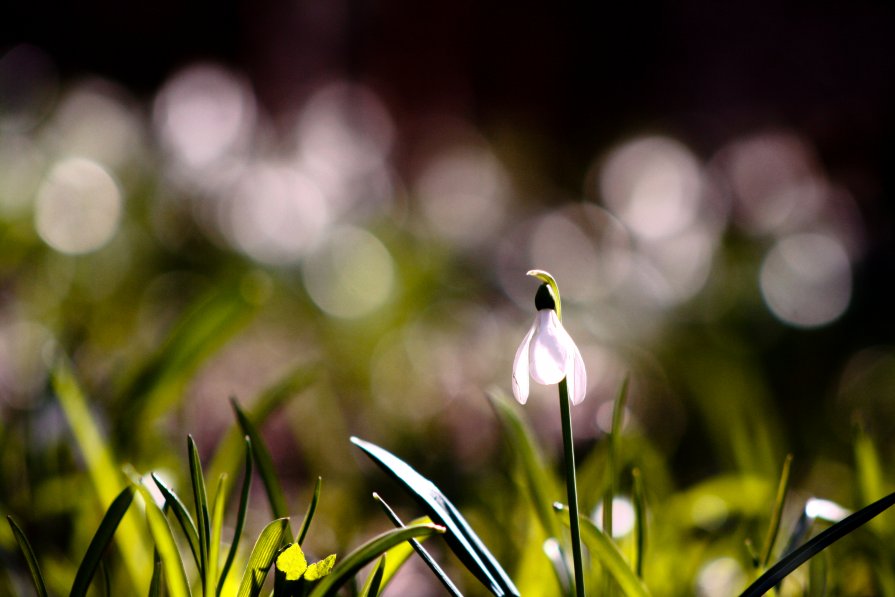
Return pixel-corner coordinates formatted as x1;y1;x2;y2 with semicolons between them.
35;157;122;254
302;226;396;319
759;233;851;328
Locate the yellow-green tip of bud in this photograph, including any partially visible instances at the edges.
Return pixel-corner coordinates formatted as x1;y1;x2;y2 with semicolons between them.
527;269;562;321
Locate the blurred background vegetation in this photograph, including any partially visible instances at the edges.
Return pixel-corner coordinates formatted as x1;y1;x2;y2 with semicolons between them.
2;1;895;594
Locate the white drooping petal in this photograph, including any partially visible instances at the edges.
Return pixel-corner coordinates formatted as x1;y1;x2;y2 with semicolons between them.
512;320;536;404
567;339;588;405
529;310;569;385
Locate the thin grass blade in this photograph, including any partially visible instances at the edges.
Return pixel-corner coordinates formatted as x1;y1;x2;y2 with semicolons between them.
188;434;211;587
71;486;135;597
219;437;253;594
207;364;317;495
7;516;49;597
740;489;895;596
152;473;202;570
207;474;227;597
632;468;646;579
307;523;445;597
360;555;387;597
52;356;149;590
232;398;291;524
759;454;793;568
352;436;519;597
236;517;290;597
296;476;322;545
373;493;463;597
148;550;162;597
604;376;630;538
555;504;650;597
130;474;191;597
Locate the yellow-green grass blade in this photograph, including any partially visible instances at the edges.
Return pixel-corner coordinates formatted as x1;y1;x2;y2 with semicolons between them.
152;473;202;571
307;523;445;597
487;391;562;541
70;486;135;597
359;555;387;597
52;356;150;591
604;376;630;539
759;453;794;568
218;437;253;594
236;517;290;597
296;476;322;546
131;475;192;597
555;505;650;597
7;515;48;597
207;474;227;597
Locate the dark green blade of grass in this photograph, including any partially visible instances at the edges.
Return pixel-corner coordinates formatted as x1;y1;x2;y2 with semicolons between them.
207;364;317;496
373;492;463;597
351;436;519;597
296;476;323;545
360;555;387;597
218;437;254;594
151;473;202;571
188;435;211;586
115;284;259;444
148;549;163;597
232;398;291;525
236;517;290;597
99;561;111;597
740;489;895;597
632;468;646;579
307;523;446;597
604;376;630;539
759;454;794;568
7;515;49;597
70;486;135;597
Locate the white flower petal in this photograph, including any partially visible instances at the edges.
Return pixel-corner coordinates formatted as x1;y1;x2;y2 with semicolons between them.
567;340;587;405
529;310;568;385
512;320;536;404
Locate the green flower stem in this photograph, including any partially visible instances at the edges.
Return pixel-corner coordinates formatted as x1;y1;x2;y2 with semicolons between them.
559;377;585;597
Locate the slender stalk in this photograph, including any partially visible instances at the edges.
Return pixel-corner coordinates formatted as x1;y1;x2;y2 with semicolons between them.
559;378;585;597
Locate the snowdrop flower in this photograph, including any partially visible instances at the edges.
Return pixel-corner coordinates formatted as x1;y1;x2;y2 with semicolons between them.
512;278;587;405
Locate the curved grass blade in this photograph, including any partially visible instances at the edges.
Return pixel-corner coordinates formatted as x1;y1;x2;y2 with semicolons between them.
52;355;149;590
188;435;211;586
487;391;562;540
148;550;162;597
352;436;519;597
232;398;290;524
130;474;191;597
207;474;227;597
360;555;387;597
152;473;202;571
296;476;322;545
759;454;793;568
740;489;895;597
71;486;135;597
555;504;650;597
236;517;290;597
373;493;463;597
218;437;253;594
7;516;48;597
307;523;445;597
